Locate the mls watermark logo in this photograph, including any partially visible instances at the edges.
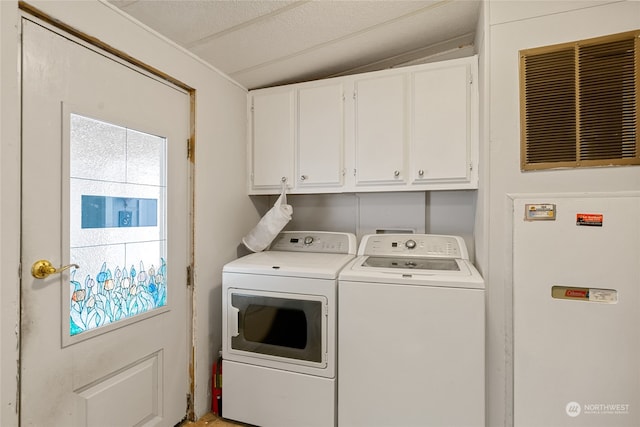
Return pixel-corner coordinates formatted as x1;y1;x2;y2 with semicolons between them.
566;401;630;417
566;401;581;417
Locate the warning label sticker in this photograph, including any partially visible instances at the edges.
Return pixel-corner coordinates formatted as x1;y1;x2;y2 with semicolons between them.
576;213;603;227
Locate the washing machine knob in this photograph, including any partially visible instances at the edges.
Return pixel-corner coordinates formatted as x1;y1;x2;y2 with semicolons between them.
405;239;417;249
304;236;314;245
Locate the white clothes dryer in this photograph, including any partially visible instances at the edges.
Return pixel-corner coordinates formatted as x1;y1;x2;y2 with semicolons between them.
222;231;356;427
338;234;485;427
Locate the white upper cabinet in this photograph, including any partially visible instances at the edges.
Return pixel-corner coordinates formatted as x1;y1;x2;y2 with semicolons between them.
354;74;407;187
411;62;474;185
297;83;345;189
250;89;294;191
247;55;478;194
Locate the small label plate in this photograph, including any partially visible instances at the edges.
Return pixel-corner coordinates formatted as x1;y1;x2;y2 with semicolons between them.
552;286;617;303
525;204;556;221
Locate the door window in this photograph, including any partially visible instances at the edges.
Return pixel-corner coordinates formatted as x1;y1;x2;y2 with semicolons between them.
67;113;167;338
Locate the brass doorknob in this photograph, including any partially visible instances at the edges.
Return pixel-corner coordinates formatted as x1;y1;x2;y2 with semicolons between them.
31;260;79;279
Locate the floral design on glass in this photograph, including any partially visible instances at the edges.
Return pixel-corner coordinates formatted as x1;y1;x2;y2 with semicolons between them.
69;259;167;335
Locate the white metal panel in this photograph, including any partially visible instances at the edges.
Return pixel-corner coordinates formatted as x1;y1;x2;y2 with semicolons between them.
223;360;335;427
338;280;485;427
297;82;344;187
354;73;407;186
513;194;640;427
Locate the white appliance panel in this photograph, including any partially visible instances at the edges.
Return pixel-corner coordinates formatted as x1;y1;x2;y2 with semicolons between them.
513;194;640;427
223;360;335;427
357;233;469;258
338;280;485;427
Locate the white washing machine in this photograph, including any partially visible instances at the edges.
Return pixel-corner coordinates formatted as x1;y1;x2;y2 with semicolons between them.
222;231;356;427
338;234;485;427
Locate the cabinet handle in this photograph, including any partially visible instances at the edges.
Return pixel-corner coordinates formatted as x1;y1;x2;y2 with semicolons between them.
418;169;424;177
394;170;400;177
300;175;307;181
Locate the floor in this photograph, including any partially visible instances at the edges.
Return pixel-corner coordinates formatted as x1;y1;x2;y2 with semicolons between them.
181;412;251;427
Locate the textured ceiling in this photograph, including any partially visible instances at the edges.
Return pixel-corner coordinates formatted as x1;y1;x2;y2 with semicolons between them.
108;0;481;89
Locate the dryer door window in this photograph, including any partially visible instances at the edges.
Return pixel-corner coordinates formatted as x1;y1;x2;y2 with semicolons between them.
229;291;326;364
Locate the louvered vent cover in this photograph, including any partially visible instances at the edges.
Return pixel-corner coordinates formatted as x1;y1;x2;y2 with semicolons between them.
520;30;639;171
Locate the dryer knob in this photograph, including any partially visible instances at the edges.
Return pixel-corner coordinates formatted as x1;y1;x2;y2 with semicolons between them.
405;239;417;249
304;236;314;245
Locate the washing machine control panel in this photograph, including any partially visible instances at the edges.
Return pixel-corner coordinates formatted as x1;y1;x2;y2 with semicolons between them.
405;239;417;249
360;234;467;259
270;231;357;254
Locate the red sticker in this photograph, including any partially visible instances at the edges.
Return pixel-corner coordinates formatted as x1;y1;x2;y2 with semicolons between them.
576;213;603;227
565;289;588;298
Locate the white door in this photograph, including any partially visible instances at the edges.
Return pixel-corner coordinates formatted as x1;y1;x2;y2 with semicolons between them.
20;18;191;427
513;195;640;427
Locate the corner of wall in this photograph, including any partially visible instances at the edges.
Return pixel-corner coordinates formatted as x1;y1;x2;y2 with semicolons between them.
1;1;21;426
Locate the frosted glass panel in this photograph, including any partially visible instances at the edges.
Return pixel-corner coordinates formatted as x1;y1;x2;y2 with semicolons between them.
127;129;165;186
69;114;167;336
70;115;126;182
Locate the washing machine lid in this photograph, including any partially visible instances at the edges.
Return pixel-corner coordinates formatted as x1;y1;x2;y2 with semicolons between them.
340;255;485;289
362;256;461;271
223;251;356;279
352;255;471;276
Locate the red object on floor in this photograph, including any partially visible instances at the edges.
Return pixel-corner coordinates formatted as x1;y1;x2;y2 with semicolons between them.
211;355;222;416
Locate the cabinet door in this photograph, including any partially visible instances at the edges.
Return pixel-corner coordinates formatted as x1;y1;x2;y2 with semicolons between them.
411;64;470;184
354;74;406;186
297;83;344;188
250;90;294;191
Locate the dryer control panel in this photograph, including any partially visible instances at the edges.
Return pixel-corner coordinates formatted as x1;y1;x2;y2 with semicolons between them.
270;231;357;254
358;234;468;260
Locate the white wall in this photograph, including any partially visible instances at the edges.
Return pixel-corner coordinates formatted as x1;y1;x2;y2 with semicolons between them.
0;2;21;426
0;1;257;424
486;1;640;425
275;190;477;253
474;0;489;277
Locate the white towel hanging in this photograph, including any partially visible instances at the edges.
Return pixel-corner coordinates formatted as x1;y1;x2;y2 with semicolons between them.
242;179;293;252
